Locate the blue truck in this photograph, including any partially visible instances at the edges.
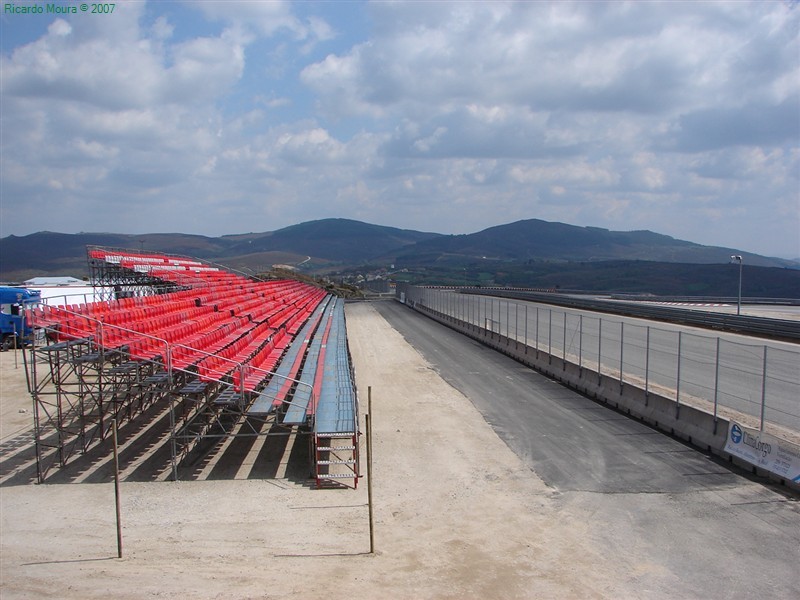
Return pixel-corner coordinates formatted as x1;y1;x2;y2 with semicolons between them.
0;286;41;350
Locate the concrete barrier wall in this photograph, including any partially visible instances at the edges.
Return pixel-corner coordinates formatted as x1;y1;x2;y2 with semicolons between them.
406;300;799;493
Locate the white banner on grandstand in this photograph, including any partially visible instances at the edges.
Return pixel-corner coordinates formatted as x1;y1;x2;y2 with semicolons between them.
724;421;800;484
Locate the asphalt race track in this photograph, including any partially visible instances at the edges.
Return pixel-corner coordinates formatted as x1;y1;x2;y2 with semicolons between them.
375;300;800;598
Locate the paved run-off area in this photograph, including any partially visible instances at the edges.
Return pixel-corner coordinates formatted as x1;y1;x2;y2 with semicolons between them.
1;302;797;598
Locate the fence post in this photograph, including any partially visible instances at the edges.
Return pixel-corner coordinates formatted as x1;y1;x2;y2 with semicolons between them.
713;337;720;427
535;307;540;358
619;322;624;391
505;300;509;344
367;386;375;554
562;311;567;369
112;419;123;559
645;326;650;404
525;305;528;355
676;331;682;416
548;309;552;364
493;298;496;339
598;318;603;383
760;346;767;432
578;314;583;374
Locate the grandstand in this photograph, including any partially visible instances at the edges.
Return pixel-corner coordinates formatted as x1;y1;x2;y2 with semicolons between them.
24;247;359;488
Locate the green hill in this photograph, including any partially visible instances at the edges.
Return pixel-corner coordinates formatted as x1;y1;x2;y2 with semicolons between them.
1;218;797;297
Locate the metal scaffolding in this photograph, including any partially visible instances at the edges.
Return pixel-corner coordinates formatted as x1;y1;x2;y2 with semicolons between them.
23;247;354;485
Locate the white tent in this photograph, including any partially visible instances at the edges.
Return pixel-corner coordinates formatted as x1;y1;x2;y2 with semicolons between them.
23;277;85;286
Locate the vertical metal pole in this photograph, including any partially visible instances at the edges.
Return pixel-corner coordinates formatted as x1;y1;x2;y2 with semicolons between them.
525;305;528;354
169;395;178;481
619;322;624;390
645;326;651;403
535;307;540;358
367;387;375;553
562;311;567;368
507;300;512;344
239;364;246;405
713;337;720;423
598;318;603;382
33;380;44;484
493;297;496;335
515;302;519;347
112;419;123;559
676;331;682;409
548;309;552;362
760;346;767;432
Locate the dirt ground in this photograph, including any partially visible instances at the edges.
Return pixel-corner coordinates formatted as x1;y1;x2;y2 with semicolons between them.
1;302;643;599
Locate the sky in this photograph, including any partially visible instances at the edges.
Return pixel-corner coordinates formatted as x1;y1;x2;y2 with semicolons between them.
1;1;798;258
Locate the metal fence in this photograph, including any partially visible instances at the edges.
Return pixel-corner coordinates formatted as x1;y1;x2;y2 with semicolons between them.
405;287;800;437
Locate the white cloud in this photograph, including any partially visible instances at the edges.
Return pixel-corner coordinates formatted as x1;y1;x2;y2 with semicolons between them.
190;0;300;36
151;16;173;41
1;1;798;259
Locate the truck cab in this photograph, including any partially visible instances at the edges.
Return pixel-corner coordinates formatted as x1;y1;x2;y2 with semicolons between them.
0;286;41;350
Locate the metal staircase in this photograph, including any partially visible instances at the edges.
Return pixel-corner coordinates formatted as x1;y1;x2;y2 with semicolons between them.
313;432;359;487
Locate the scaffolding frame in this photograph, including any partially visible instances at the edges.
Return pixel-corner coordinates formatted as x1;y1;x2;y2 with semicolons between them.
27;322;316;483
26;249;326;484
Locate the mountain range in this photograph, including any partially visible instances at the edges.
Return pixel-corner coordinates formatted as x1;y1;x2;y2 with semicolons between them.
1;218;798;296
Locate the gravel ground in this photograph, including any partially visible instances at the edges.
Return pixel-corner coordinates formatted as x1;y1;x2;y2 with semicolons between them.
1;302;668;598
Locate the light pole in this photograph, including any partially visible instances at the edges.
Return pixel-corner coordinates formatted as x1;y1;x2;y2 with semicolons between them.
730;255;742;315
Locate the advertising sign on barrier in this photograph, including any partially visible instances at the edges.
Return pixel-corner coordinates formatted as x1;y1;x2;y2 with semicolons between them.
724;421;800;484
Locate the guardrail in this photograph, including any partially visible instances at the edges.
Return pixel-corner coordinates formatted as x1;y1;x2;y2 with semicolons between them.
397;284;800;490
464;288;800;341
399;284;800;438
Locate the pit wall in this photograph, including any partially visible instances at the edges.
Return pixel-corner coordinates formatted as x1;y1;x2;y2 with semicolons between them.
401;298;799;493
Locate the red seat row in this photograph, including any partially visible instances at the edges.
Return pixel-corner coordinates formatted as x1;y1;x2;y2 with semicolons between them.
39;249;328;383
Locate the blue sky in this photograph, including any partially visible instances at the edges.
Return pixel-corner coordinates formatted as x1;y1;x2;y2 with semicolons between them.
1;1;798;258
